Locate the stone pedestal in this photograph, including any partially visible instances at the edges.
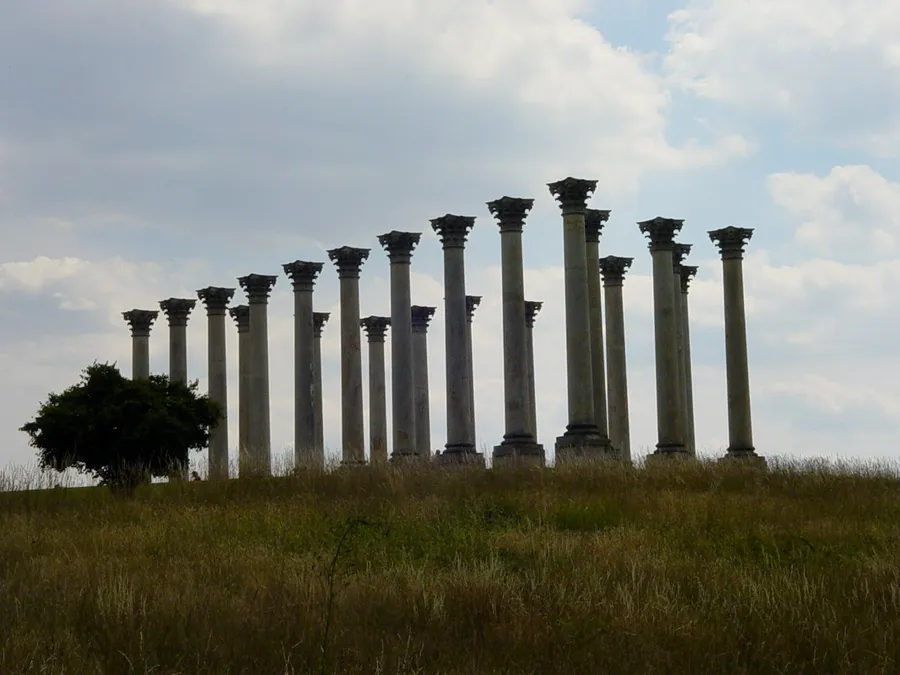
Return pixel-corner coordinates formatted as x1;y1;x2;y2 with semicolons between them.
598;257;633;463
679;265;698;458
122;309;158;380
524;301;542;444
377;231;421;462
238;274;278;477
465;295;481;447
312;312;330;468
159;297;197;480
585;208;610;439
327;246;370;466
709;227;763;465
229;306;252;477
410;306;436;459
672;243;692;456
197;287;235;481
638;218;687;458
488;197;545;466
283;261;324;470
361;316;390;464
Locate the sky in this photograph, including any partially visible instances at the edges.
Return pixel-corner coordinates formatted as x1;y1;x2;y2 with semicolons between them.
2;0;899;480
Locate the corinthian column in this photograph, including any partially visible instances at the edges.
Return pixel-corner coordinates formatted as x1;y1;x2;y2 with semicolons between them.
122;309;158;380
679;264;698;457
197;287;235;481
312;312;330;468
672;242;692;456
411;305;436;458
228;305;252;477
159;297;197;480
585;208;610;439
327;246;370;466
465;295;481;444
598;256;633;463
361;316;390;464
524;301;542;443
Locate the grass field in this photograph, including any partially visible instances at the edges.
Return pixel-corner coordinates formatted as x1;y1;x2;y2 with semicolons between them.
1;457;899;674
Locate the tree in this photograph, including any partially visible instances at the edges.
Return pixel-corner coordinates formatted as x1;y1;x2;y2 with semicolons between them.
20;362;222;496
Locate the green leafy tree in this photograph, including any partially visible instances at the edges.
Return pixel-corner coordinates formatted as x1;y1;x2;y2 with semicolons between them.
20;362;222;496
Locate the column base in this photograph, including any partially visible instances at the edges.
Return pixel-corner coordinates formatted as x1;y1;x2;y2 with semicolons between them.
719;449;767;467
339;458;368;468
390;452;427;466
439;447;485;467
648;442;690;459
492;442;546;467
554;429;618;464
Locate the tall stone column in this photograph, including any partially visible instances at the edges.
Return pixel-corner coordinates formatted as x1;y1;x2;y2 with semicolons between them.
548;178;614;462
361;316;390;464
197;287;235;481
488;197;544;465
672;243;692;456
411;305;436;458
679;264;698;457
159;297;197;480
638;217;687;457
312;312;330;468
228;306;252;478
237;274;278;477
585;208;610;439
122;309;158;380
327;246;370;466
430;214;481;465
524;301;542;443
377;231;421;462
283;261;324;470
598;256;634;463
465;295;481;445
709;227;763;464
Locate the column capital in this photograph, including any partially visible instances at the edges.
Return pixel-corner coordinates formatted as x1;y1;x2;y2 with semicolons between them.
709;226;754;260
598;255;634;287
313;311;330;338
673;243;693;272
486;197;534;233
122;309;159;337
430;214;475;248
282;261;324;292
159;298;197;327
585;209;611;243
238;274;278;303
465;295;482;322
411;305;436;331
680;265;698;293
228;305;250;332
524;300;543;328
638;217;684;252
547;177;598;215
360;315;391;342
196;287;235;314
377;231;421;263
327;246;370;278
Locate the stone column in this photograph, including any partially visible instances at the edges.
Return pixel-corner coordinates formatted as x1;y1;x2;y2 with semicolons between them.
237;274;278;476
488;196;544;465
524;301;542;443
585;208;610;439
430;214;481;465
638;217;687;458
197;287;235;481
411;305;436;458
709;227;763;464
672;243;692;456
327;246;370;466
122;309;158;380
313;312;330;468
361;316;390;464
679;264;698;457
377;231;421;462
159;297;197;480
598;256;633;463
229;306;252;477
283;261;324;470
465;295;481;445
547;178;614;462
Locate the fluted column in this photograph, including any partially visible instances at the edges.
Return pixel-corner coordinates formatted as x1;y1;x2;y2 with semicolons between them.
312;312;330;468
283;261;324;470
430;214;481;465
489;196;544;465
159;297;197;480
465;295;481;445
327;246;370;466
709;227;763;464
548;178;614;462
377;231;421;462
237;274;278;476
122;309;158;380
228;306;251;476
585;208;610;439
411;305;436;458
524;301;542;443
638;217;687;457
672;243;692;457
197;287;235;481
679;264;698;457
361;316;390;464
599;257;633;463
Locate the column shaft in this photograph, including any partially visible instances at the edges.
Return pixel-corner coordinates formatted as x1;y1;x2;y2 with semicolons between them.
599;257;633;463
723;258;754;450
680;266;698;457
238;327;251;475
293;289;315;466
671;275;687;450
563;211;595;429
169;325;187;383
133;336;150;379
341;277;365;463
412;327;431;457
313;313;329;468
390;261;415;458
585;213;609;437
207;310;229;479
368;336;388;463
444;246;473;452
249;301;272;474
160;298;196;480
651;247;685;451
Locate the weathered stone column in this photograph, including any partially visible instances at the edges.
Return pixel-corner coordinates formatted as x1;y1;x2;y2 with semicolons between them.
361;316;390;464
430;214;481;465
524;301;542;443
327;246;370;466
585;208;610;439
672;243;692;456
283;261;324;470
159;297;197;480
709;227;763;464
122;309;158;380
313;312;330;468
638;218;687;457
679;264;698;457
548;178;614;462
598;256;634;463
237;274;278;476
228;305;252;477
197;287;235;481
377;231;421;462
465;295;481;445
411;305;436;458
489;197;544;465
